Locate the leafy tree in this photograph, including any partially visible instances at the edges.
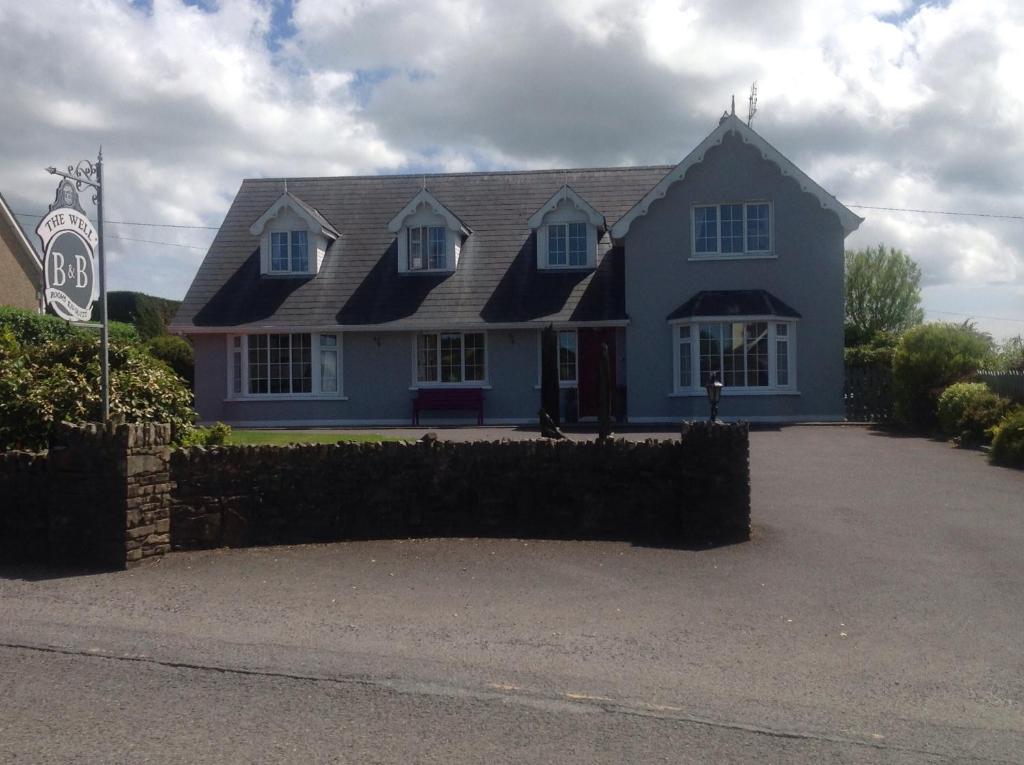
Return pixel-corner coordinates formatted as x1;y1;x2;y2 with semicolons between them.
994;335;1024;372
845;244;925;343
892;322;995;429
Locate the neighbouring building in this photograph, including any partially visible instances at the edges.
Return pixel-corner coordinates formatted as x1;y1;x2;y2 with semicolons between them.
171;112;862;426
0;191;43;312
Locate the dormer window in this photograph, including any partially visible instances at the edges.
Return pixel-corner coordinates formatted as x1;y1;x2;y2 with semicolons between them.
409;226;447;270
547;222;587;267
388;189;470;275
528;185;605;271
249;187;339;277
270;231;309;273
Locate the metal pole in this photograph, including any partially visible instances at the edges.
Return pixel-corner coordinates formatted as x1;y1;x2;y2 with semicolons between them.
96;148;110;422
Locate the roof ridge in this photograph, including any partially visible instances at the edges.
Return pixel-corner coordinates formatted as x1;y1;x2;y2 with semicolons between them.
241;164;676;184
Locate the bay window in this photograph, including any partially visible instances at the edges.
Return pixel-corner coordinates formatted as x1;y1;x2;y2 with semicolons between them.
229;333;342;397
417;332;486;384
675;321;794;392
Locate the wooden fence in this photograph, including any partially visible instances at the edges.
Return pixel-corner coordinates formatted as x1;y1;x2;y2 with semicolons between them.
976;370;1024;403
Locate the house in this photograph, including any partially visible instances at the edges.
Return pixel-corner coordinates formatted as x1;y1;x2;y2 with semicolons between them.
0;191;43;312
171;112;862;426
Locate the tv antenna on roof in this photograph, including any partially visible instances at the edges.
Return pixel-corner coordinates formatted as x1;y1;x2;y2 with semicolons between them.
747;82;758;127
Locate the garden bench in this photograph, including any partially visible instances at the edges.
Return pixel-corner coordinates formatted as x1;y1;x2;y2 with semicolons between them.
412;388;485;425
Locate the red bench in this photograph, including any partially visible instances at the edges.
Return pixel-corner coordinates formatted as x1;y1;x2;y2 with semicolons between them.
412;388;485;425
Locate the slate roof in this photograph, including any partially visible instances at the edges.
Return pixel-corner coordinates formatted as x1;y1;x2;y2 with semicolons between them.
172;166;672;332
666;290;802;321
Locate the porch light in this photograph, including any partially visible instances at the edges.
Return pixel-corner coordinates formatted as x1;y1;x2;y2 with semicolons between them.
705;372;724;423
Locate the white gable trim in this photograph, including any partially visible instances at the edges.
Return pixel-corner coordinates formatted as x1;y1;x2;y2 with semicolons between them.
387;189;470;235
611;114;863;239
249;192;338;240
527;185;605;229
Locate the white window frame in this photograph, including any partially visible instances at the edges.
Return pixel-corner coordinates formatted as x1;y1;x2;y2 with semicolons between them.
532;329;581;389
410;331;490;388
546;223;588;268
690;201;774;260
672;318;797;396
407;225;448;271
268;230;311;274
225;333;346;400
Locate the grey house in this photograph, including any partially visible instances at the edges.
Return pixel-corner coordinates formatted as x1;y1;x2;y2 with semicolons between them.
171;113;862;426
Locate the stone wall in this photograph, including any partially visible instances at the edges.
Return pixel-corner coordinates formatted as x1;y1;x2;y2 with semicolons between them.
0;422;172;569
2;421;749;568
170;422;750;550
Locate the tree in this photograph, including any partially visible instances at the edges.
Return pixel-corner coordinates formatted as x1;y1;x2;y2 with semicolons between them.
994;335;1024;372
845;244;924;344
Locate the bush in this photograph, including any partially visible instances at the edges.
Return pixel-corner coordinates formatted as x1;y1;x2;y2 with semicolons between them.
0;306;139;345
937;382;1011;446
990;408;1024;468
845;330;899;369
148;335;194;384
178;421;231;447
0;326;196;450
892;323;995;430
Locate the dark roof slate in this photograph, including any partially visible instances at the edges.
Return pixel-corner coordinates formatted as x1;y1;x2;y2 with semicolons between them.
666;290;802;321
173;166;672;331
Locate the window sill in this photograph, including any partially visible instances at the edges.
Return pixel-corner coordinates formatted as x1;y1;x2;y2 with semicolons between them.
670;388;799;397
687;253;776;262
410;384;492;390
539;265;594;272
226;394;349;402
402;269;456;276
533;383;578;389
262;272;316;278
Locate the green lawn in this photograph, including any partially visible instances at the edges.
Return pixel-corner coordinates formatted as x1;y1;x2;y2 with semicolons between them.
226;430;401;446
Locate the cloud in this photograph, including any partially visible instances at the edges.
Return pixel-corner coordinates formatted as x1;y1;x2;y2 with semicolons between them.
0;0;1021;339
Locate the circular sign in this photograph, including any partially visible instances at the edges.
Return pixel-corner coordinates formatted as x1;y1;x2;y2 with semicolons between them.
44;230;95;321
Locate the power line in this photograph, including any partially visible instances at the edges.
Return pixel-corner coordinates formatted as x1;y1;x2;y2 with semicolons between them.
847;204;1024;221
14;211;218;230
926;309;1024;325
106;235;209;250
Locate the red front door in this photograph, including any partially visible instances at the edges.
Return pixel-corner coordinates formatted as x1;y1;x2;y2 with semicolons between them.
578;328;616;418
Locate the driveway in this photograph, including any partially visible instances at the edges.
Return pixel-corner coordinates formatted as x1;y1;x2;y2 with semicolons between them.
1;426;1021;763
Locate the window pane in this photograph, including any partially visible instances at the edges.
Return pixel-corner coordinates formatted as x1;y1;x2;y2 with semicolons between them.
320;335;338;393
558;330;577;382
698;323;722;386
548;225;567;265
291;334;312;393
409;227;424;270
271;232;289;271
464;333;486;381
746;203;770;251
694;207;718;254
776;324;789;386
427;227;446;269
248;335;268;394
269;334;290;393
417;334;438;382
567;223;587;266
679;329;692;388
291;231;309;271
440;333;462;383
746;322;769;387
720;204;744;253
232;340;242;394
723;322;746;387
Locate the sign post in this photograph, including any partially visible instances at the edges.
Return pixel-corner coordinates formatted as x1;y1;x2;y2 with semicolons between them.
37;151;109;421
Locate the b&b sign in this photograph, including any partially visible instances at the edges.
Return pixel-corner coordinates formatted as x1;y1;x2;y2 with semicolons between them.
35;180;98;322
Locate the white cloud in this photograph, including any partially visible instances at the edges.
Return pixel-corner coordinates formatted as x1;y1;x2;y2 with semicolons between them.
0;0;1021;339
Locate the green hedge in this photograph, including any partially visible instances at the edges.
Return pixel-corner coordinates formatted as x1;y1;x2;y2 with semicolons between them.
990;409;1024;468
937;382;1011;446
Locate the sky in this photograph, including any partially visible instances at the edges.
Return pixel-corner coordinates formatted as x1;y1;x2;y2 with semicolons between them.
0;0;1022;341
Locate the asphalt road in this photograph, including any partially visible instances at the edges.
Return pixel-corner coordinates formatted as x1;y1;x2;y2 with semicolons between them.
1;426;1022;763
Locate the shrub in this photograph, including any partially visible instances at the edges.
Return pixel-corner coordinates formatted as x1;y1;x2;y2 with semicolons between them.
845;330;899;369
0;329;196;450
178;421;231;447
937;382;1011;446
0;306;138;345
990;408;1024;468
148;335;194;384
892;323;995;430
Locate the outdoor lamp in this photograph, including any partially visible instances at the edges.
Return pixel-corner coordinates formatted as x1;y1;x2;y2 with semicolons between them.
705;372;724;422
